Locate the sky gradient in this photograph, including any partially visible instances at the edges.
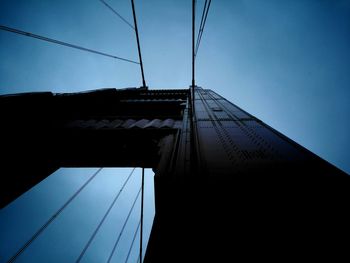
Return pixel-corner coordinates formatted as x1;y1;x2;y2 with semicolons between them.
0;0;349;173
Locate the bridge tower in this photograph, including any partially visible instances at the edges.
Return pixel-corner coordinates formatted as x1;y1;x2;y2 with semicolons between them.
1;87;348;262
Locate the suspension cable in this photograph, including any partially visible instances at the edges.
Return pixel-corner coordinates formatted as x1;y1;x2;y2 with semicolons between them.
195;0;212;57
192;0;196;91
131;0;147;88
107;187;142;263
7;168;103;263
124;220;141;263
76;168;136;263
139;168;145;263
99;0;135;30
195;0;207;56
0;25;139;64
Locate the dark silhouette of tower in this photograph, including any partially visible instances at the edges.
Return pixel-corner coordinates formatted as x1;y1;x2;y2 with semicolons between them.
1;87;348;262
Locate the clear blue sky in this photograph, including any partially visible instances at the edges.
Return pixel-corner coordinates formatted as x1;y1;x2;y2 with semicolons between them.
0;0;350;261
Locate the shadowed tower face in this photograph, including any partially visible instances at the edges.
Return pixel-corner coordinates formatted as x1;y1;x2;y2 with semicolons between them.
0;87;348;262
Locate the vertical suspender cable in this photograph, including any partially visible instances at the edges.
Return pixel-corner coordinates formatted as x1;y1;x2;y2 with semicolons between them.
192;0;196;99
7;168;103;263
139;168;145;263
131;0;147;88
191;0;202;177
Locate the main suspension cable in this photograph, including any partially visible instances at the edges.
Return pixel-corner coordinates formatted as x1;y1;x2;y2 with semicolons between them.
75;168;136;263
107;187;142;263
124;220;140;263
0;25;139;64
195;0;207;56
99;0;135;30
195;0;212;57
7;168;103;263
